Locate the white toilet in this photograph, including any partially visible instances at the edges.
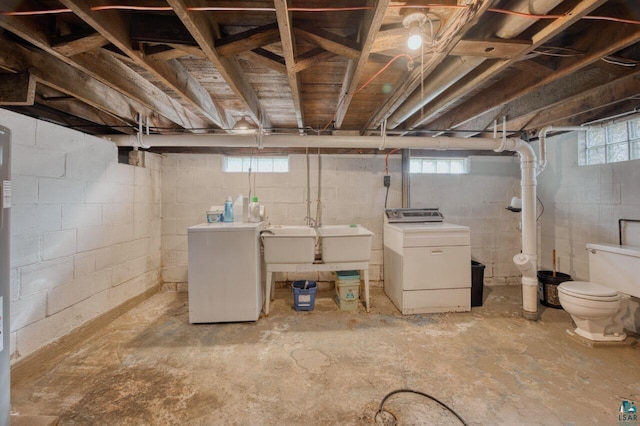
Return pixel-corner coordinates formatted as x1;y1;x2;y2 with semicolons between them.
557;243;640;342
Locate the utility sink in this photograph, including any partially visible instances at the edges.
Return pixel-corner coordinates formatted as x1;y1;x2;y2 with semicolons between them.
261;226;317;264
317;225;373;263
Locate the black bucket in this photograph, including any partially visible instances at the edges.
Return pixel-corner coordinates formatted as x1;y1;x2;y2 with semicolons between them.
537;271;572;309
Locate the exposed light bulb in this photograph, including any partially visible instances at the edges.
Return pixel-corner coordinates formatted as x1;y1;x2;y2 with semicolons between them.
407;33;422;50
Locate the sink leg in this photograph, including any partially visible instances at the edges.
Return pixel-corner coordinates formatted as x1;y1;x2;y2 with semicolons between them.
362;268;370;313
265;271;273;316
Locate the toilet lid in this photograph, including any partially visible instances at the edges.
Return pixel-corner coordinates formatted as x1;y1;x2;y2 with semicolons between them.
559;281;618;298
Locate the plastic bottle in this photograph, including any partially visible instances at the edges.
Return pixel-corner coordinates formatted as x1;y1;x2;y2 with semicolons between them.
233;195;244;222
249;196;261;222
224;196;234;222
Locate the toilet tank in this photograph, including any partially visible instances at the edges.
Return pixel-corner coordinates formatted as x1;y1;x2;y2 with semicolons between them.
587;243;640;298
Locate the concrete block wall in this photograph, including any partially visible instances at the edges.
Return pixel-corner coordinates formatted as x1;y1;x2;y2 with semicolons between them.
1;110;161;363
537;132;640;332
161;152;522;289
410;156;523;285
537;132;640;278
160;153;402;289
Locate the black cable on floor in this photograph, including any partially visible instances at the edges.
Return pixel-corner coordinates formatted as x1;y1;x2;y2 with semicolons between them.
375;388;468;426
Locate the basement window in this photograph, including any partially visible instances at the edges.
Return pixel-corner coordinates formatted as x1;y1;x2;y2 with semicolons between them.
579;117;640;165
409;157;470;174
223;156;289;173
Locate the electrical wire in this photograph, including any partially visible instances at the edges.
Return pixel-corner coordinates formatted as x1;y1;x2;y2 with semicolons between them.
537;195;544;222
2;4;640;27
375;388;468;426
384;185;390;210
385;148;401;175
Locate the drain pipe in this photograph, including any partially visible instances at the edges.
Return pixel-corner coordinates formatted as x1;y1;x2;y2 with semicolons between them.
110;133;540;320
536;126;586;175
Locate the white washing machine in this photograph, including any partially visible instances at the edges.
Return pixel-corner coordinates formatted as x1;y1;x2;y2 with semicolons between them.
384;209;471;314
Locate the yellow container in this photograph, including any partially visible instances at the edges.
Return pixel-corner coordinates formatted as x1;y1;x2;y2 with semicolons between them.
335;280;360;311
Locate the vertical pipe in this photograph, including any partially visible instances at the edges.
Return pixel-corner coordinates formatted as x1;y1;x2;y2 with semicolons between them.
401;149;411;208
0;126;11;425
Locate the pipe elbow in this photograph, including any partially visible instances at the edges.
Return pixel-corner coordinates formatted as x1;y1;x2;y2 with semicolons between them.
513;253;537;279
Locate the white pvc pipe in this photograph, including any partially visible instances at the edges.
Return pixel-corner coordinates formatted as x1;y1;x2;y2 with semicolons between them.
108;133;540;320
537;126;586;175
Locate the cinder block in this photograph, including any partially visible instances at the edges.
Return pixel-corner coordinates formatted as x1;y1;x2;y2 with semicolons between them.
62;203;102;229
134;166;152;187
102;203;132;225
12;145;66;178
10;205;39;236
84;137;117;163
10;175;38;205
10;268;19;301
20;257;74;296
15;312;74;360
38;204;62;233
74;252;96;278
36;120;84;152
0;109;36;146
10;234;40;268
94;246;114;271
109;273;149;309
39;178;83;204
112;257;147;286
77;224;114;252
134;185;153;204
161;266;188;283
69;289;110;328
10;291;46;331
41;229;76;260
10;332;16;359
106;162;134;184
47;268;112;315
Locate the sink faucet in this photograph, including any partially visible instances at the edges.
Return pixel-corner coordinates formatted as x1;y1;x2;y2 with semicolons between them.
304;216;318;228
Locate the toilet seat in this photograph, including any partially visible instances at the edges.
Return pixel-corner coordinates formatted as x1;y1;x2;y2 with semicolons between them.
558;281;620;301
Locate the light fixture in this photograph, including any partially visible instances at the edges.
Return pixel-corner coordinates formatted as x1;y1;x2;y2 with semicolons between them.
403;12;427;51
232;116;256;134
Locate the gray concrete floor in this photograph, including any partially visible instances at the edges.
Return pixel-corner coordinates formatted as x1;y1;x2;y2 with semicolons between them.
10;286;640;425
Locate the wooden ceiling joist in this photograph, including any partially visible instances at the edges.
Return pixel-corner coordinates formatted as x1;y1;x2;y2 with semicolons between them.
167;0;269;128
0;13;209;130
215;23;280;57
422;12;640;134
294;25;360;60
294;47;336;73
333;0;389;130
244;48;287;74
59;0;229;129
51;29;110;57
274;0;304;129
407;0;610;131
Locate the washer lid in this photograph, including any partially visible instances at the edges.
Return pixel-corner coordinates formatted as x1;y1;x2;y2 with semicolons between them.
559;281;618;298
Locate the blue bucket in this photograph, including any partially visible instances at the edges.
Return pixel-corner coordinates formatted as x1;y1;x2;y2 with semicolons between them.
292;280;317;311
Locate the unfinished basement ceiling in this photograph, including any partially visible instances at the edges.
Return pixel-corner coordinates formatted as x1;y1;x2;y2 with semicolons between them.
1;0;640;139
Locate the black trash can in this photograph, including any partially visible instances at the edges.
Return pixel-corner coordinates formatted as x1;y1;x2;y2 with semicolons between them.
471;260;485;307
537;271;572;309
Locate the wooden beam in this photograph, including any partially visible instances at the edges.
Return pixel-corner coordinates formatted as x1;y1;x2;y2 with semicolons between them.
294;47;336;73
371;27;405;53
0;72;36;105
407;0;609;131
51;29;109;57
35;89;137;135
0;11;209;130
215;23;280;57
0;40;139;126
294;25;360;60
166;0;269;127
143;45;188;61
450;38;531;59
365;0;494;131
244;48;286;74
334;0;389;129
274;0;304;129
59;0;229;129
129;13;197;45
